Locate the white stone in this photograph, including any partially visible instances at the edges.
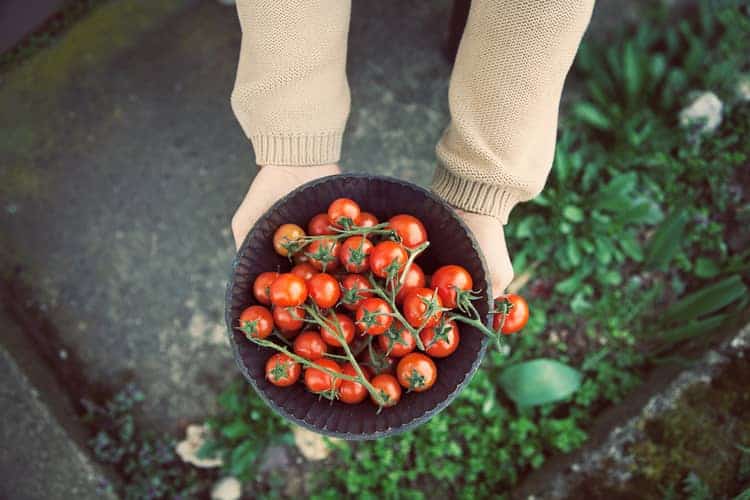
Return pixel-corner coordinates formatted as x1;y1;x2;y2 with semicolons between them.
679;91;723;133
175;424;223;468
736;75;750;101
211;477;242;500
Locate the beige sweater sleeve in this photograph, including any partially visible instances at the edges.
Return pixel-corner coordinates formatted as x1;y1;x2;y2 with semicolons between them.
432;0;595;222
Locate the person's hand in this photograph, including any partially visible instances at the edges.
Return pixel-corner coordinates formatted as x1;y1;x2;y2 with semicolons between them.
454;209;514;298
231;164;341;250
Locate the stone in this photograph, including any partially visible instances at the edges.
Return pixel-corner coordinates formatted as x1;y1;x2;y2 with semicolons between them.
175;424;223;468
292;426;341;461
210;476;242;500
679;91;723;134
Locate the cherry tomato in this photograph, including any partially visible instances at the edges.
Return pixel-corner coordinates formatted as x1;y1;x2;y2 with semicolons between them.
328;198;361;228
307;213;335;236
370;374;401;407
396;353;437;392
269;273;308;307
355;298;393;335
355;212;379;228
340;274;373;311
358;345;396;375
273;306;305;333
369;241;408;279
253;272;279;306
238;305;274;339
377;322;416;357
493;294;529;334
265;353;300;387
305;238;340;272
293;330;328;360
393;262;426;304
273;223;306;257
320;312;355;347
420;319;460;358
430;265;473;309
304;358;342;394
307;273;341;309
291;262;317;282
339;236;373;273
402;288;443;328
338;363;369;404
388;214;427;249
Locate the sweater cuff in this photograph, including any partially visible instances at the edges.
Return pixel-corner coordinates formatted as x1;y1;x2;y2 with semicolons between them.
250;132;343;166
431;165;522;224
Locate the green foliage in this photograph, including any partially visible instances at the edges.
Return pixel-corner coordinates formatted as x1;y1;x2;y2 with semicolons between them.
82;384;210;499
499;359;582;407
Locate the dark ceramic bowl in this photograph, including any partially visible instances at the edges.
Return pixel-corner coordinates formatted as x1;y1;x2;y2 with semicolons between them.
225;174;491;440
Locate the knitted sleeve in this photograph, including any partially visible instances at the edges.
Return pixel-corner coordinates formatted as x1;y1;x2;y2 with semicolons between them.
432;0;595;223
231;0;351;166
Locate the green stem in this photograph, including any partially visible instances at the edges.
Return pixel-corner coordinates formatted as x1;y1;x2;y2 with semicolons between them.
367;275;426;351
449;313;506;349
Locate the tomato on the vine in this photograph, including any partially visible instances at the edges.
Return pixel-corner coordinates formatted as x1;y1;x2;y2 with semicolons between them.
269;273;308;307
291;262;317;282
340;274;373;311
338;363;369;404
420;319;460;358
393;262;425;304
339;236;373;273
327;198;360;228
369;241;408;279
320;312;355;347
265;353;300;387
430;264;473;309
273;306;304;333
307;273;341;309
402;287;443;328
370;374;401;407
308;213;335;236
293;330;328;360
238;305;273;339
355;212;379;228
304;358;342;394
493;294;529;334
388;214;427;249
273;223;306;257
305;238;340;272
358;345;396;375
377;321;416;357
355;297;393;335
396;353;437;392
253;271;279;306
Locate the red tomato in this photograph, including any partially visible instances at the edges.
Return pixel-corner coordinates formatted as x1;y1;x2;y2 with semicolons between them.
320;312;355;347
308;213;336;236
307;273;341;309
370;374;401;407
339;236;373;273
304;358;342;394
293;330;328;360
369;241;408;279
420;319;460;358
253;272;279;306
269;273;308;307
394;262;426;304
396;353;437;392
355;298;393;335
273;224;306;257
402;288;443;328
327;198;361;228
291;262;317;282
377;322;416;357
238;305;274;339
273;306;305;333
358;345;396;375
265;353;300;387
430;265;473;309
355;212;379;228
340;274;373;311
305;238;340;272
338;363;370;404
493;294;529;334
388;214;427;249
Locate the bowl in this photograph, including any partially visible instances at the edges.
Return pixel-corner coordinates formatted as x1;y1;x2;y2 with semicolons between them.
225;174;491;439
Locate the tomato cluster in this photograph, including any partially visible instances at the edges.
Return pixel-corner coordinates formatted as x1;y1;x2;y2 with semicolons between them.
238;198;529;410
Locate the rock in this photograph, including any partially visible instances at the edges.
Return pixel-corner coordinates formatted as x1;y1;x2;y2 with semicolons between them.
736;74;750;101
679;91;723;134
211;476;242;500
175;424;223;468
292;426;341;461
259;444;291;474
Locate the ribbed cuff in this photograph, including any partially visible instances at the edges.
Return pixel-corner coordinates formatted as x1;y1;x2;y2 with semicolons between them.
250;132;343;166
431;165;522;224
